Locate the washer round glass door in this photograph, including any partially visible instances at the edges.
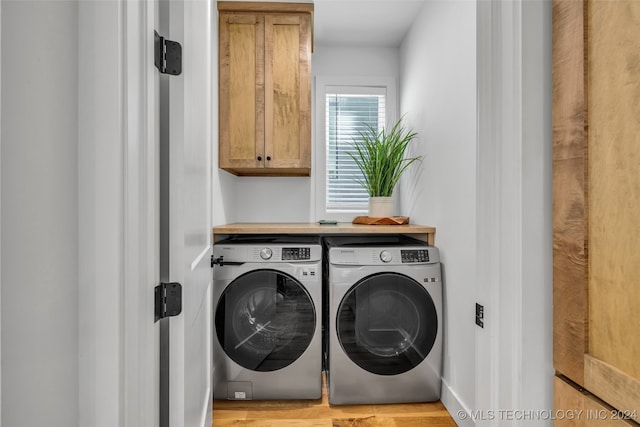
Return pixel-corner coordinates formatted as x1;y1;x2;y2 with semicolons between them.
215;269;316;372
336;272;438;375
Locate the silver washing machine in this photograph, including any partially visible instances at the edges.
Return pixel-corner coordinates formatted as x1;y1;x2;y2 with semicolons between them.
325;236;443;405
212;236;322;400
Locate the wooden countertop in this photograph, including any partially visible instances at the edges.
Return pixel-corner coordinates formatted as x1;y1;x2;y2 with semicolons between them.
212;222;436;245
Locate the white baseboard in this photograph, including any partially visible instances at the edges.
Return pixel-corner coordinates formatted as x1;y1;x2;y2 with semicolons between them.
441;379;475;427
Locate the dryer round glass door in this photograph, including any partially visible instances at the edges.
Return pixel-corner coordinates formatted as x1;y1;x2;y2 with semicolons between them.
215;269;316;372
336;272;438;375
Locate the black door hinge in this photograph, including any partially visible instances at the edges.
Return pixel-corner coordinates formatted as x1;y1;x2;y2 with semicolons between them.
155;282;182;322
154;30;182;76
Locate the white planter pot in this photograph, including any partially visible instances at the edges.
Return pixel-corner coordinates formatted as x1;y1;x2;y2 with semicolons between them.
369;196;394;218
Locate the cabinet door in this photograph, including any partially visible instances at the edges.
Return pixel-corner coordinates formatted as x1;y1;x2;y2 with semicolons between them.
554;377;635;427
219;12;265;171
264;14;311;174
553;0;640;423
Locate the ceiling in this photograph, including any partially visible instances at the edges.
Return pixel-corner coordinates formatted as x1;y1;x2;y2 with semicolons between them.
313;0;426;48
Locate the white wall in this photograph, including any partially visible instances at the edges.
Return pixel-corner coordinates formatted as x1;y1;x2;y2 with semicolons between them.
233;176;312;222
211;8;236;226
399;0;477;420
1;2;79;426
231;45;400;223
213;168;236;225
312;45;400;77
401;2;553;425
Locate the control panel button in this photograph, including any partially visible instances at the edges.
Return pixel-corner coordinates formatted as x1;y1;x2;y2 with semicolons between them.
380;250;393;263
259;248;273;260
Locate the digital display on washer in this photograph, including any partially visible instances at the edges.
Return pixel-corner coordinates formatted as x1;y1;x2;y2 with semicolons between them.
282;247;311;260
401;249;429;263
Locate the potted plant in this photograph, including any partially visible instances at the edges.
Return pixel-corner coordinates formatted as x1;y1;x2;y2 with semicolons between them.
350;117;422;218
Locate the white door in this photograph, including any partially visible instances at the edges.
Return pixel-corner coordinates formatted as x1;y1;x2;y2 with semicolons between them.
158;0;213;426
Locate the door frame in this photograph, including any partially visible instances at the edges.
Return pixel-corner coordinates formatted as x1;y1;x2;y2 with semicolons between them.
0;2;3;421
78;1;159;425
79;0;215;425
0;1;162;425
475;0;553;424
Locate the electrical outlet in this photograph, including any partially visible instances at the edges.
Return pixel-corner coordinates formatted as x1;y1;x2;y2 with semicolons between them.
475;303;484;328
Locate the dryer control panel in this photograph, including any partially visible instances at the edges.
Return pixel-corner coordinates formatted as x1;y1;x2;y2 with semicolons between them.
329;245;439;266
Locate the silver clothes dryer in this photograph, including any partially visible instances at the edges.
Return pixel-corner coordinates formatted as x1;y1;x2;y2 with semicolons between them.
325;236;443;405
212;236;322;400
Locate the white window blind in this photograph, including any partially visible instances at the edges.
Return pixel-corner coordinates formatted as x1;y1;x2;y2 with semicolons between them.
325;87;386;211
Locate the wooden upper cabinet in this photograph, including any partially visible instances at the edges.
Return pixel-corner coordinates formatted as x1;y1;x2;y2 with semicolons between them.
218;2;313;176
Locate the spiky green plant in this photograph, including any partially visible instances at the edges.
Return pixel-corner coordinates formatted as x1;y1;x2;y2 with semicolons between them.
349;118;421;197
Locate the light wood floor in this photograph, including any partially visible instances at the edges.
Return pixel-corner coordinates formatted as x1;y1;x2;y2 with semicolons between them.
212;374;457;426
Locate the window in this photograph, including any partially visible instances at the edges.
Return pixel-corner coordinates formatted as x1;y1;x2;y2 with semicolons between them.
315;77;396;221
326;89;386;211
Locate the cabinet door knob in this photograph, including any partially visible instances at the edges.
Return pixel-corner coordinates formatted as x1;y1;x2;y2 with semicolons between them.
266;156;271;161
257;156;262;161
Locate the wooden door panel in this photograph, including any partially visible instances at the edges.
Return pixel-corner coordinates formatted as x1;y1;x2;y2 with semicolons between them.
271;22;300;161
587;0;640;383
554;0;640;423
554;376;585;427
554;376;636;427
584;398;635;427
264;14;311;171
584;355;640;422
552;0;588;385
219;13;264;170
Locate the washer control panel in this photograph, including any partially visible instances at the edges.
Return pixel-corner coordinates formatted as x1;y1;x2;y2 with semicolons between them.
282;247;311;261
401;249;430;263
214;244;321;263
